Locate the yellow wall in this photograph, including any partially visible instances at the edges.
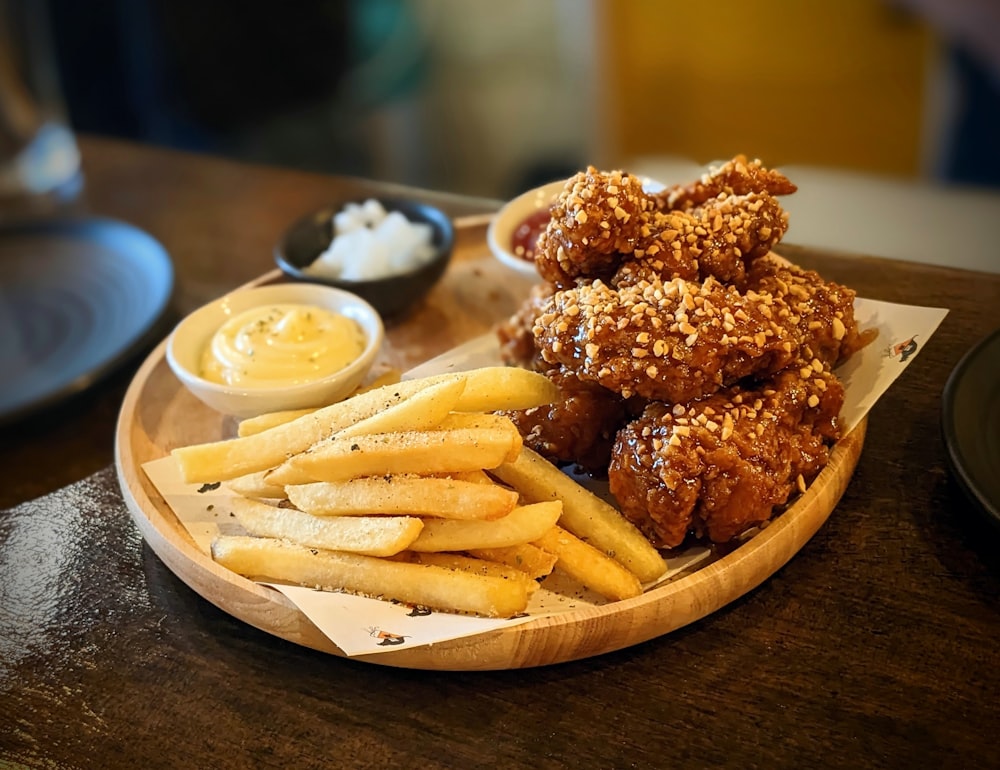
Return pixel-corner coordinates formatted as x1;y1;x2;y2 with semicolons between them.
594;0;937;175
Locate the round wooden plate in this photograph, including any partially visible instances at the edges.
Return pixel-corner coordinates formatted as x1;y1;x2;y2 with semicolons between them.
115;225;866;670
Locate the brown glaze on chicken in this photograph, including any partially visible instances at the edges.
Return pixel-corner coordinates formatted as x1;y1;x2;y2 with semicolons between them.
654;154;798;211
534;168;653;287
609;365;845;548
503;367;627;475
531;275;805;403
745;257;864;368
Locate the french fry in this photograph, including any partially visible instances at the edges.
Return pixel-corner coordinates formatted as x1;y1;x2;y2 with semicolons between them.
267;426;522;486
467;543;558;580
437;412;522;431
412;552;540;594
212;535;531;617
172;373;466;483
441;470;494;484
286;476;519;520
237;407;318;438
224;471;286;500
227;496;422;557
534;526;642;601
173;367;555;484
262;377;471;487
236;370;403;437
408;501;561;552
177;363;686;617
491;447;667;583
448;366;559;412
336;377;467;438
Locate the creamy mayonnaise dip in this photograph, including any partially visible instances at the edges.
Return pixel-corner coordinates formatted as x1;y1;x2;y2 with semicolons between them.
200;303;366;388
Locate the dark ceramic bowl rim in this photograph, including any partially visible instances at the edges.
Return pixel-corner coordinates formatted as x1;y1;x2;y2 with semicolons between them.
941;325;1000;530
274;197;454;292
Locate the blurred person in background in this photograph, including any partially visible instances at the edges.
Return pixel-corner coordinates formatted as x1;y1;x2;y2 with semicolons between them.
894;0;1000;186
46;1;1000;193
48;0;427;182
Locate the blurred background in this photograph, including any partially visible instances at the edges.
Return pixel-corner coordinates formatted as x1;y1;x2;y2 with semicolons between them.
45;0;1000;199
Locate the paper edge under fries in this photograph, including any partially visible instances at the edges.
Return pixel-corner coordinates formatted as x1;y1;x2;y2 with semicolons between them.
143;296;947;656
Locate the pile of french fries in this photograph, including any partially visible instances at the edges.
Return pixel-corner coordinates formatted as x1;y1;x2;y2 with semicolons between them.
172;367;667;618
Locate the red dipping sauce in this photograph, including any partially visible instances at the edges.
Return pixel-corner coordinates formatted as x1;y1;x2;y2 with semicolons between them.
510;208;552;262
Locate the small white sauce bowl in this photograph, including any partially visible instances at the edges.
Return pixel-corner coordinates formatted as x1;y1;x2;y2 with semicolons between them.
166;283;384;419
487;176;667;279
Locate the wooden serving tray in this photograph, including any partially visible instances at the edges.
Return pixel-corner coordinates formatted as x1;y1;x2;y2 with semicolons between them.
115;219;866;670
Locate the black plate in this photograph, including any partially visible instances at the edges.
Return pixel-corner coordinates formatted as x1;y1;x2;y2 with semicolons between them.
942;326;1000;528
0;217;174;427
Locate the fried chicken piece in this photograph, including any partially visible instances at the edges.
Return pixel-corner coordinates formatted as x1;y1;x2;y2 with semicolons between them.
746;256;864;367
534;160;794;289
503;366;627;474
497;285;628;472
534;167;653;287
496;283;555;371
609;365;845;548
532;275;803;403
618;191;791;287
654;154;798;211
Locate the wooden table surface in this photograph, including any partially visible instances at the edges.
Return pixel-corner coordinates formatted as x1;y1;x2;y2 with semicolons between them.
2;136;1000;769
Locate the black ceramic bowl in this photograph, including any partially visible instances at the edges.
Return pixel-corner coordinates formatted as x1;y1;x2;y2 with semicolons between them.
275;198;454;319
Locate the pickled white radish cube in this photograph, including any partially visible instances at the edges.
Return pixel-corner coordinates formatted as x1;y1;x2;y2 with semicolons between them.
333;205;366;236
337;229;391;281
305;237;349;277
313;199;440;281
373;213;421;268
359;198;387;228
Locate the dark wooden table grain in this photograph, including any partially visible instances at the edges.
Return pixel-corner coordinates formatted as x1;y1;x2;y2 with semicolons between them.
2;137;999;769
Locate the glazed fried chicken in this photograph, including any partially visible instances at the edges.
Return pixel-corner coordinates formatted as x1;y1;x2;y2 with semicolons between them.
534;168;653;287
493;156;866;549
534;160;795;290
609;365;845;548
502;367;627;474
618;191;791;288
746;257;864;368
498;284;626;472
531;275;803;403
529;250;867;406
654;154;798;211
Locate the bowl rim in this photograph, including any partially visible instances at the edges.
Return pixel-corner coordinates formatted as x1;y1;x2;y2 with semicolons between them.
487;175;667;277
274;196;455;288
165;282;385;399
486;180;565;277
